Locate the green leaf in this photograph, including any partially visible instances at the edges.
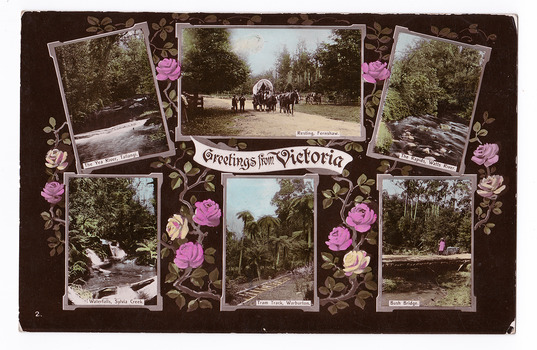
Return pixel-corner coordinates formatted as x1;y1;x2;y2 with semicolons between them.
485;118;495;124
354;297;366;309
44;220;53;230
187;299;199;312
338;187;349;195
319;286;330;295
165;107;173;119
199;300;213;309
187;167;201;176
380;27;393;35
322;198;333;209
359;185;371;195
325;276;336;289
365;43;376;50
353;143;363;152
365;281;378;291
62;139;71;145
484;226;491;235
86;26;99;33
49;117;56;128
171;176;183;190
166;289;182;299
357;174;367;186
205;174;215;182
333;270;346;279
46;139;55;146
431;26;439;35
358;290;373;299
335;300;349;310
321;262;332;269
439;27;451;37
344;143;352;152
366;238;377;245
190;277;204;288
43;126;52;133
332;182;341;194
213;280;222;289
204;15;218;23
364;272;373;282
169;90;177;101
183;161;193;173
306;139;318;146
379;35;392;43
204;182;216;192
204;254;215;264
191;268;208;279
333;283;346;292
169;172;179;179
486;223;496;228
287;16;299;24
366;33;378;40
125;18;135;27
169;262;179;274
475;207;483;216
322;190;333;199
175;294;186;309
477;129;488;137
321;252;334;263
165;273;178;283
41;211;51;220
150;161;163;168
373;22;382;32
473;122;481;132
365;179;375;186
342;169;350;178
205;247;216;255
87;16;100;25
237;142;247;150
493;208;502;215
366;106;375;118
354;195;364;203
327;304;338;315
161;247;170;258
209;268;219;282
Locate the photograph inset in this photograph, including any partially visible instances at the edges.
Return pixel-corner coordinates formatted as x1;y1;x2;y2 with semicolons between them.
50;25;172;169
65;176;159;307
179;26;363;138
379;177;474;310
372;29;489;171
223;177;316;309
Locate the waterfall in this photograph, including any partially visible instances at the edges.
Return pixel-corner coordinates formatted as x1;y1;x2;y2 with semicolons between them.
110;242;127;260
85;248;104;266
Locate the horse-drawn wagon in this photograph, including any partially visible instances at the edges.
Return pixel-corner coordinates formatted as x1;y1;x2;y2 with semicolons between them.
252;79;276;112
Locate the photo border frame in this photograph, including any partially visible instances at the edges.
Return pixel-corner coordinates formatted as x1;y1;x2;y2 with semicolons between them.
220;173;320;312
175;23;366;142
48;22;176;174
366;26;492;175
376;174;477;312
62;172;164;311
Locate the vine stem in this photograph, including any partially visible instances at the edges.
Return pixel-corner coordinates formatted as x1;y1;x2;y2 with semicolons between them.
173;266;220;300
384;160;399;174
319;277;365;305
474;198;496;230
163;81;179;113
332;175;360;249
362;83;377;108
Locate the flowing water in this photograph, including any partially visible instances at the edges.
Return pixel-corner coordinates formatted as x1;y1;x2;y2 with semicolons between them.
381;114;470;166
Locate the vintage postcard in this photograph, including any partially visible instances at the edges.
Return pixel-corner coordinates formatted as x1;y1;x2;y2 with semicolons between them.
63;173;163;310
48;23;175;173
367;26;491;174
175;24;365;140
221;174;319;311
20;12;516;334
376;175;476;312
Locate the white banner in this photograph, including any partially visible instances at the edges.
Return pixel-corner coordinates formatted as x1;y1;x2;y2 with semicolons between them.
191;137;352;174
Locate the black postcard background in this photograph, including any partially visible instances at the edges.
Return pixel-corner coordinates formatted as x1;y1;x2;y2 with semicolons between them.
19;12;516;333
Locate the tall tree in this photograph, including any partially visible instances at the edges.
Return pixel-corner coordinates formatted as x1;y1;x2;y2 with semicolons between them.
182;28;250;94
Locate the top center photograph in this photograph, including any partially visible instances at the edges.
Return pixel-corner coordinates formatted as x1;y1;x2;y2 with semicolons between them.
175;24;365;140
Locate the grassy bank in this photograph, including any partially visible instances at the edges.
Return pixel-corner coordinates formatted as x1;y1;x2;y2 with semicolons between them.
182;107;242;136
293;104;360;123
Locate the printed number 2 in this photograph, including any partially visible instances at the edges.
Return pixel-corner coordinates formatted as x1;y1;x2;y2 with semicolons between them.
35;311;42;318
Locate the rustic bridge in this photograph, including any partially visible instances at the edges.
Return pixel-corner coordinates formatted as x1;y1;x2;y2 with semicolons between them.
383;254;471;277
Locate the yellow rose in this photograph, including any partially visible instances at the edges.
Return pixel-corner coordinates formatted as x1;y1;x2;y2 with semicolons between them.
166;214;189;240
343;250;370;276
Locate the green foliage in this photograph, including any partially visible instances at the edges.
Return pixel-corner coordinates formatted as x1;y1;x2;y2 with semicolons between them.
55;29;157;130
375;121;394;153
182;28;250;94
382;179;473;254
383;38;484;121
68;177;157;281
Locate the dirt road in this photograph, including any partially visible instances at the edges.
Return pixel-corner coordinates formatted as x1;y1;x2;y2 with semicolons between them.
204;97;361;137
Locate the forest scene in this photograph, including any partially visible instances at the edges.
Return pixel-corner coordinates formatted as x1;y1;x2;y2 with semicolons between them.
54;28;169;165
380;178;473;308
66;177;158;305
180;27;362;137
375;33;487;167
224;177;315;307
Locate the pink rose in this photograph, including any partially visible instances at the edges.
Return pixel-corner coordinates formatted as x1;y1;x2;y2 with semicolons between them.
156;58;181;81
192;199;221;227
346;203;377;232
326;227;352;251
477;175;506;199
41;181;65;204
174;242;204;269
343;250;370;276
45;149;68;170
362;61;390;83
471;143;499;167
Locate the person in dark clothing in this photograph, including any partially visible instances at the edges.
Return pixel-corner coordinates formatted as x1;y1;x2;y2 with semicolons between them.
239;95;246;112
231;95;238;111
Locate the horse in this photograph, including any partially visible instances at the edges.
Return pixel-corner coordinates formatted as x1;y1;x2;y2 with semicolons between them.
306;92;321;105
279;90;300;115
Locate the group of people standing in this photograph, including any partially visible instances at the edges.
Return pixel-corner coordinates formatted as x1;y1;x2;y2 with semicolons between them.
231;95;246;112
